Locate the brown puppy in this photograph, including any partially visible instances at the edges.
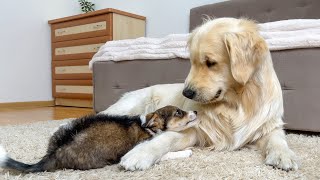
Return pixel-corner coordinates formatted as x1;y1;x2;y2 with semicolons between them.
0;106;198;173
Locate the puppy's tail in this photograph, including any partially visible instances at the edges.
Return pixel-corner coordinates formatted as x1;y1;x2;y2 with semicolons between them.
0;145;50;173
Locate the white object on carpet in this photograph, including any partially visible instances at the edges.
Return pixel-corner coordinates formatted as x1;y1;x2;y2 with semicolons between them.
0;145;7;167
161;149;193;161
89;19;320;69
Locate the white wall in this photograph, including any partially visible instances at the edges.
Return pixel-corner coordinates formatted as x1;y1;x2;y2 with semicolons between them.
93;0;224;37
0;0;81;103
0;0;224;103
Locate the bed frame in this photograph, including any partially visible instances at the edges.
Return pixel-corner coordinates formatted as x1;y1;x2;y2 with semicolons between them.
93;0;320;132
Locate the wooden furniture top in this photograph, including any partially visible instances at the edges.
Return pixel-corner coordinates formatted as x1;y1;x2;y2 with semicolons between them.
48;8;146;24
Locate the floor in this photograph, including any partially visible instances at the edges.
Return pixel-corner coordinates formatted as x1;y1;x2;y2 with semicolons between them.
0;106;94;126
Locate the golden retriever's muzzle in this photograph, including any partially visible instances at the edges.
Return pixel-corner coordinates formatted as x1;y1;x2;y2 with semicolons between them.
183;84;223;103
182;86;196;99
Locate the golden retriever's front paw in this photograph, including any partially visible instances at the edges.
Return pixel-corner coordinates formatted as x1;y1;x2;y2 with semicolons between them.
265;148;299;171
120;143;160;171
120;152;157;171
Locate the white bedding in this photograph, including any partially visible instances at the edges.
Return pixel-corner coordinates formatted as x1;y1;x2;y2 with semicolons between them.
89;19;320;69
89;34;189;69
260;19;320;51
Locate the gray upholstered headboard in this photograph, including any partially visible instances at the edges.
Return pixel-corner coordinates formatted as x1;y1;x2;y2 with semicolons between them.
190;0;320;31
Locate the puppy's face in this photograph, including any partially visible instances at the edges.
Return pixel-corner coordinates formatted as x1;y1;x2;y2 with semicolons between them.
183;18;266;104
143;105;198;133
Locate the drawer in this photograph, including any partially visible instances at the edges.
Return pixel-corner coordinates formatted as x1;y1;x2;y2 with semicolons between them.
52;36;110;60
51;14;112;42
56;85;92;94
55;98;93;108
53;80;93;99
52;59;92;79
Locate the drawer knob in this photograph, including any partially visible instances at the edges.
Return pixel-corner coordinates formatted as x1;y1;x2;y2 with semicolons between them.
93;24;103;29
57;49;66;54
57;30;66;35
93;46;101;51
58;68;66;72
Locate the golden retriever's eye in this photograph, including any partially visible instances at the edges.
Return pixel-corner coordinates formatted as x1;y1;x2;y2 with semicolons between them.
206;60;217;68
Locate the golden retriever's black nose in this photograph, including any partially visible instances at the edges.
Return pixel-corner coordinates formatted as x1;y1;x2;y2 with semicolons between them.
214;89;222;99
183;88;196;99
194;111;197;115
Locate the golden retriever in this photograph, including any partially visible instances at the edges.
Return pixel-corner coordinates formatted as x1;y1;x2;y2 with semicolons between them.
101;18;298;171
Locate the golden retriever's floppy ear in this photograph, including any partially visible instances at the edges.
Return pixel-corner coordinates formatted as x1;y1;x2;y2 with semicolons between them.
187;26;201;54
224;31;267;85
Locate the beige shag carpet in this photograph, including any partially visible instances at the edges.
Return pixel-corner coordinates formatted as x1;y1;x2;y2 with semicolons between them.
0;119;319;180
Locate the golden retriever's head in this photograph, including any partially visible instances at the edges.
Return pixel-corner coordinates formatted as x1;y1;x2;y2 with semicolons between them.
183;18;268;104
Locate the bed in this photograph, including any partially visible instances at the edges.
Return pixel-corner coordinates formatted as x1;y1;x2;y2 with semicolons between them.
93;0;320;132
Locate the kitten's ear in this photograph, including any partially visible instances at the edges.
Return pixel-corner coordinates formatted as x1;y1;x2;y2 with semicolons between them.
144;113;159;128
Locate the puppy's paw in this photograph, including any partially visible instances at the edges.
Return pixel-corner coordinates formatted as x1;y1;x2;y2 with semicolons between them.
120;144;160;171
265;148;299;171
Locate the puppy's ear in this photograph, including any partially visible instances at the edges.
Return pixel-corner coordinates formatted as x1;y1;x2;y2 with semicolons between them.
144;113;159;128
224;31;267;85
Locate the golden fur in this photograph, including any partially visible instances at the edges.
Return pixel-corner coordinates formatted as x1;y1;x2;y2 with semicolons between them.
180;18;297;170
185;18;285;150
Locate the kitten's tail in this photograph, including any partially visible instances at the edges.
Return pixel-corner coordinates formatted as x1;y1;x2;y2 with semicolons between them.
0;145;50;173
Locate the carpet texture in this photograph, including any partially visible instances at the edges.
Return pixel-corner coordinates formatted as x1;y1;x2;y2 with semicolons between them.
0;120;319;180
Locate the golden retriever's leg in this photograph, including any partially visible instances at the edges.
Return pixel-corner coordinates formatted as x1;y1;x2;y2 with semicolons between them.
160;149;193;161
99;87;153;116
256;128;298;171
120;128;197;171
99;84;185;116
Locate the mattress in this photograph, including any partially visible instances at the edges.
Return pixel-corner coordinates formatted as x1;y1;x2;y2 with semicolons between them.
93;58;189;112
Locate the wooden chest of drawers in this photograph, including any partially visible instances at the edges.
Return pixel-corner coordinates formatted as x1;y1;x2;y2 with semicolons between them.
49;9;146;107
